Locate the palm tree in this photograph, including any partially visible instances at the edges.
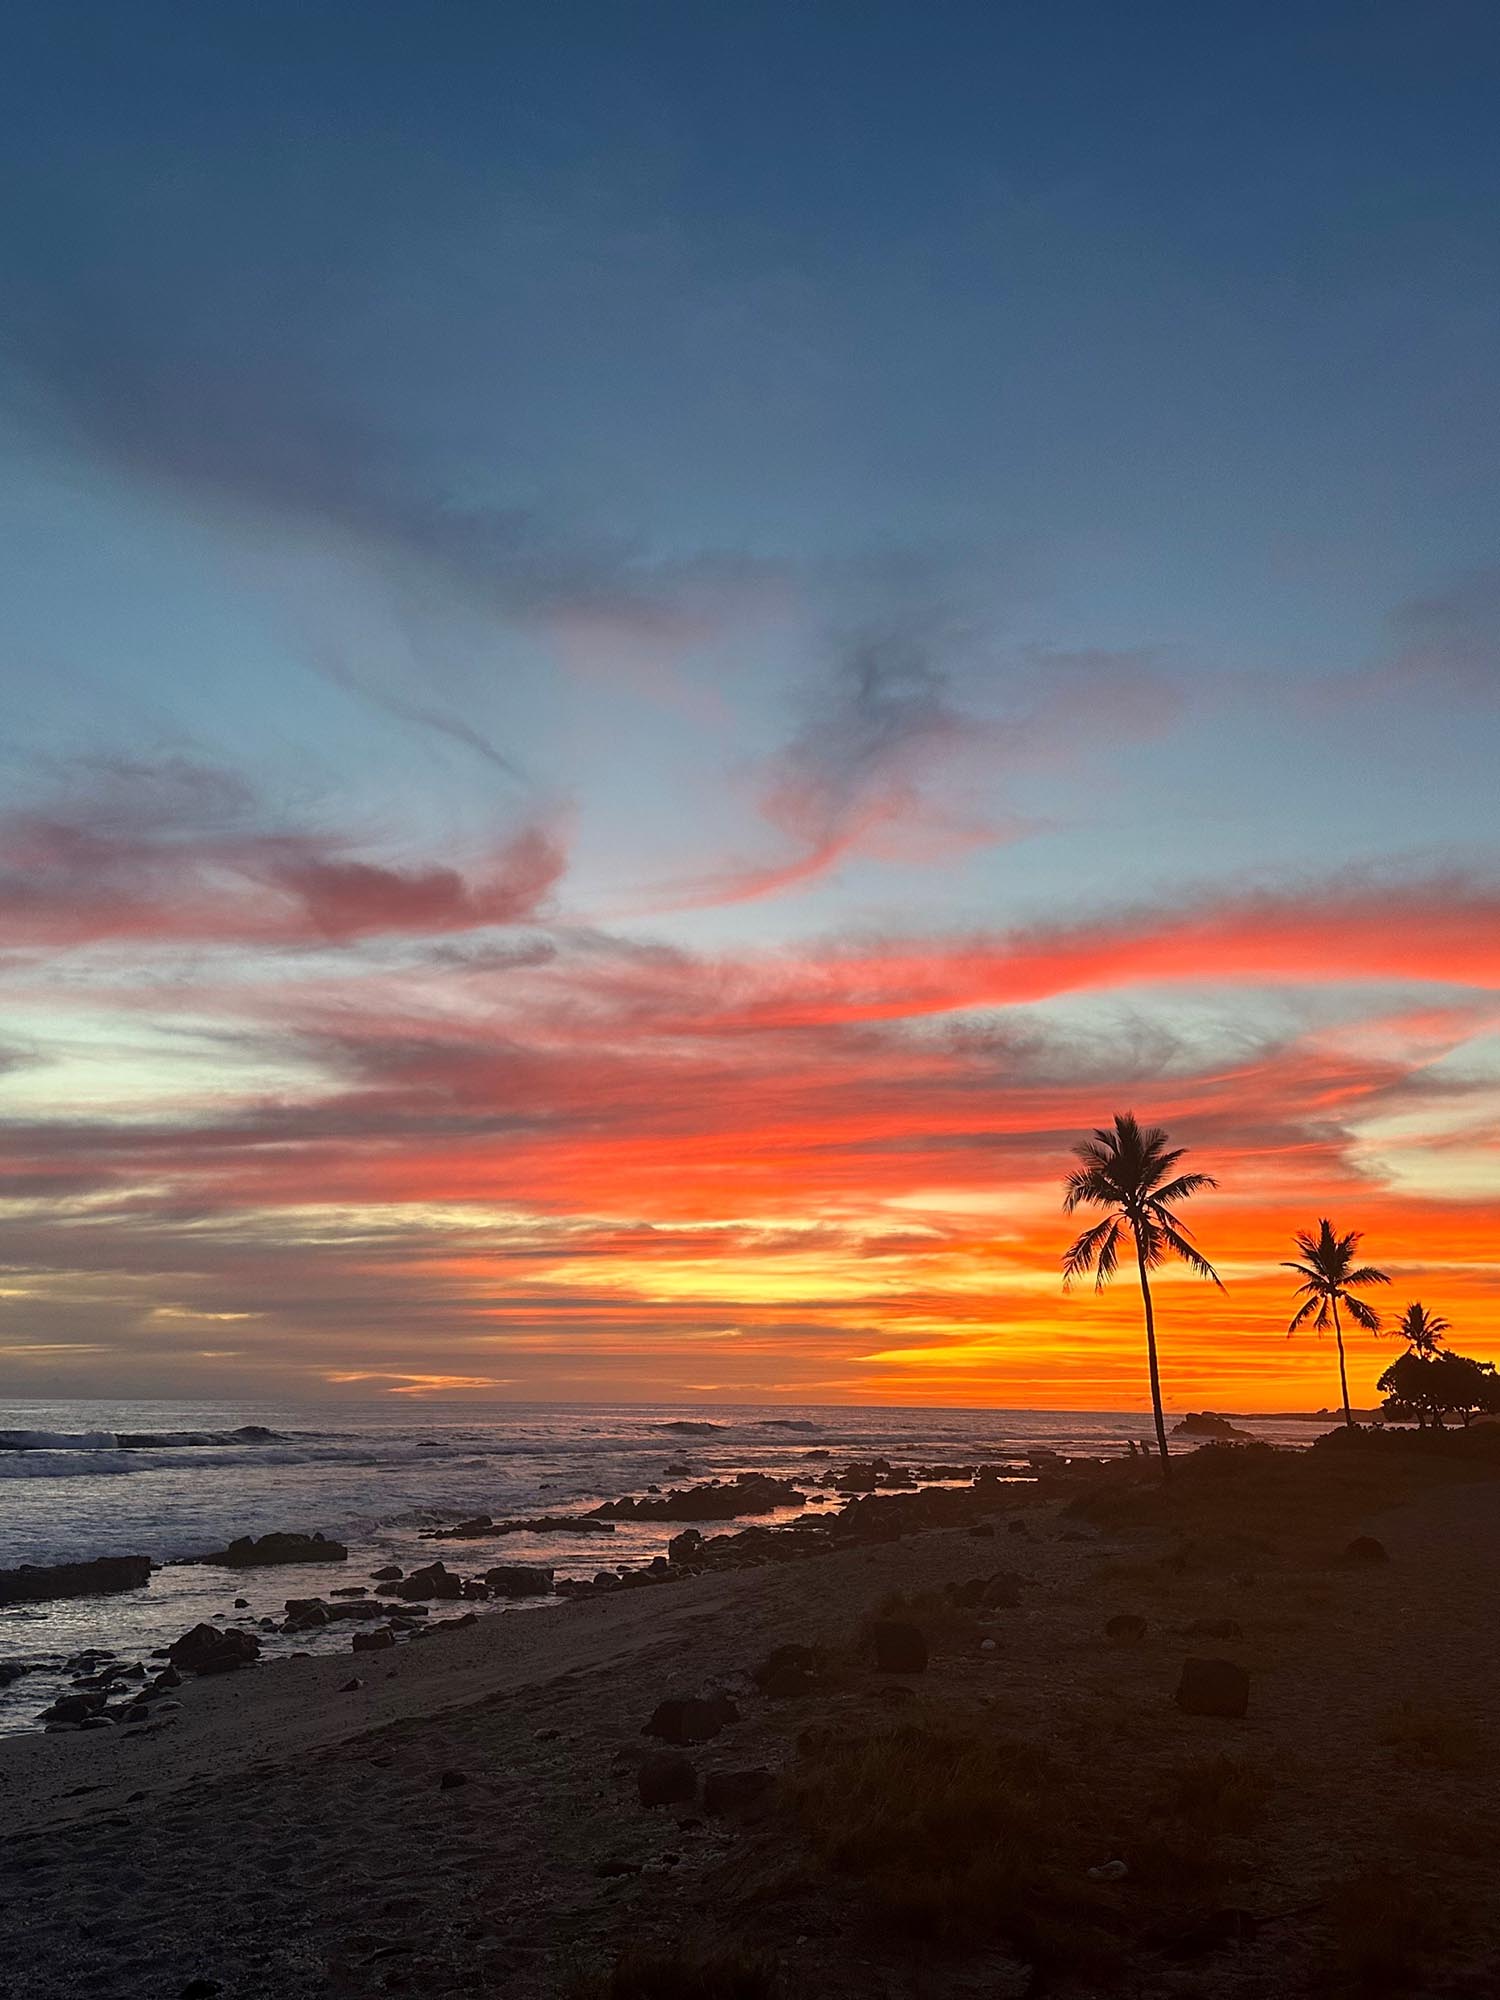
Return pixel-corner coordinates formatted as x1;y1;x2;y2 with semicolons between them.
1283;1220;1390;1428
1062;1111;1224;1475
1393;1301;1450;1359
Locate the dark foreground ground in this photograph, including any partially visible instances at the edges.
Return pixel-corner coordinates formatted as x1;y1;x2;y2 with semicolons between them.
2;1439;1498;2000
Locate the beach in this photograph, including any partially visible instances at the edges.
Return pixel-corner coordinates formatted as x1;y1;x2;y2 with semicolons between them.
4;1439;1499;1999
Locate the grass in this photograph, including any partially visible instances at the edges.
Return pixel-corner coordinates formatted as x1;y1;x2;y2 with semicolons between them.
1325;1866;1458;1992
1378;1701;1488;1771
784;1719;1124;1972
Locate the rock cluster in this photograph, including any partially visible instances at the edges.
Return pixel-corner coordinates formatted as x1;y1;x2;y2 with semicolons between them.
0;1555;153;1606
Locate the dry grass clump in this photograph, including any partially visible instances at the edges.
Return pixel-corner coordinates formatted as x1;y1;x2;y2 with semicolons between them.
1378;1701;1488;1771
1324;1865;1458;1991
784;1721;1122;1972
866;1587;979;1649
567;1943;781;1999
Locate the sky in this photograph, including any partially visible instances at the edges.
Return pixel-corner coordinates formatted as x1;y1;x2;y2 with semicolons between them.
1;1;1498;1412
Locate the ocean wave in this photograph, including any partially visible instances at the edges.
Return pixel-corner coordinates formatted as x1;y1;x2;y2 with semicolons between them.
0;1425;282;1453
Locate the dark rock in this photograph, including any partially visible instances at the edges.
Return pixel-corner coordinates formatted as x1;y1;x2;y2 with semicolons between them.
643;1697;729;1746
0;1555;153;1606
428;1513;615;1540
233;1598;249;1609
703;1767;773;1814
42;1693;107;1723
667;1529;704;1565
594;1858;643;1877
872;1620;928;1673
592;1472;805;1523
371;1564;403;1581
637;1753;696;1807
331;1585;368;1598
353;1627;397;1652
967;1521;996;1539
167;1624;260;1675
1008;1517;1030;1534
483;1565;553;1598
180;1982;222;1998
662;1461;694;1478
752;1643;816;1687
1344;1535;1390;1563
438;1769;468;1790
391;1561;463;1601
198;1532;348;1568
0;1662;36;1687
1171;1412;1254;1440
1175;1657;1249;1718
340;1678;365;1692
1184;1617;1243;1640
982;1572;1025;1608
1106;1613;1148;1642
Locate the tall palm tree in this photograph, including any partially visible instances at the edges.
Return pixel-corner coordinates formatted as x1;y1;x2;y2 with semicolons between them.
1283;1220;1390;1428
1063;1111;1224;1475
1393;1301;1450;1359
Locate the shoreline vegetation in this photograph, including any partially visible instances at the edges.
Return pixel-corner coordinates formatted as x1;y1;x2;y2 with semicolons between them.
5;1431;1500;1996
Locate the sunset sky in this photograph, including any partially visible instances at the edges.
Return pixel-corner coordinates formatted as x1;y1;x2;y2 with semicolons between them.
2;3;1498;1410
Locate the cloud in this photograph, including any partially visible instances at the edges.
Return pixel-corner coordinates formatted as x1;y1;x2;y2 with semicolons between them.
1384;567;1500;695
0;757;565;947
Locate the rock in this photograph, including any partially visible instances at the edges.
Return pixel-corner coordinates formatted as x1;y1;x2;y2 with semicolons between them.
153;1666;182;1689
1184;1616;1243;1640
592;1472;806;1523
1008;1517;1029;1534
41;1693;107;1724
1087;1859;1129;1881
594;1858;643;1877
0;1662;36;1687
427;1513;614;1540
637;1753;696;1807
371;1564;403;1581
967;1521;996;1538
0;1555;153;1606
391;1561;463;1601
872;1620;928;1673
662;1461;694;1478
438;1769;468;1790
233;1598;249;1609
643;1697;731;1745
702;1767;773;1814
340;1678;365;1692
667;1529;704;1565
1106;1613;1148;1642
1174;1657;1249;1718
980;1638;997;1652
483;1565;553;1598
180;1982;222;1998
167;1624;261;1675
982;1572;1024;1608
1171;1413;1254;1440
352;1627;397;1652
198;1532;348;1567
331;1585;368;1598
1344;1535;1390;1563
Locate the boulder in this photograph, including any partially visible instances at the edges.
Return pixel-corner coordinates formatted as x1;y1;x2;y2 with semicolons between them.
483;1565;553;1598
1175;1657;1249;1719
982;1572;1025;1608
592;1473;806;1522
1184;1616;1243;1640
168;1624;261;1675
667;1529;704;1565
1106;1613;1148;1642
703;1766;773;1814
199;1533;348;1568
391;1561;463;1601
872;1620;928;1674
371;1565;403;1581
637;1753;697;1807
1171;1413;1254;1440
643;1697;731;1746
438;1769;468;1790
0;1555;153;1606
352;1627;397;1653
1343;1535;1390;1564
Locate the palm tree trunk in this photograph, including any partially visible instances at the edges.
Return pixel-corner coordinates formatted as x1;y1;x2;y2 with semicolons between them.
1135;1237;1170;1476
1332;1296;1353;1428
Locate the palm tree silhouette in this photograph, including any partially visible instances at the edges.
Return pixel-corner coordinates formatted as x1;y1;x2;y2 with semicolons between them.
1283;1220;1390;1428
1393;1301;1450;1359
1063;1111;1223;1475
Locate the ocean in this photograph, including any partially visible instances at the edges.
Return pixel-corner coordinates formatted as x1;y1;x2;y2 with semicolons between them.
1;1398;1317;1735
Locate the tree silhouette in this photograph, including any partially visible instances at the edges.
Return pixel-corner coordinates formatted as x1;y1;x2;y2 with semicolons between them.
1379;1348;1500;1429
1393;1301;1450;1359
1062;1111;1223;1475
1284;1220;1390;1428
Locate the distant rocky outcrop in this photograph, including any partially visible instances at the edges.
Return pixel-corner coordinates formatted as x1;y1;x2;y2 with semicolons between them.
1171;1413;1254;1440
423;1514;614;1540
0;1555;153;1606
197;1532;348;1568
168;1624;261;1674
591;1472;806;1522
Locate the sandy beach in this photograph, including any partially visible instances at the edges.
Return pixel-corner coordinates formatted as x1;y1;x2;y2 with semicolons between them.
3;1444;1498;2000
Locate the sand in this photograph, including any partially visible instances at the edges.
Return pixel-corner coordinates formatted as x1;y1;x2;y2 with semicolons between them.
3;1454;1499;1999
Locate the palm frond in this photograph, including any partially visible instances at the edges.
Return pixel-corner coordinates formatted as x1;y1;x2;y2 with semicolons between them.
1287;1294;1322;1333
1156;1219;1225;1289
1062;1216;1117;1286
1151;1172;1218;1205
1345;1266;1391;1288
1343;1293;1383;1333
